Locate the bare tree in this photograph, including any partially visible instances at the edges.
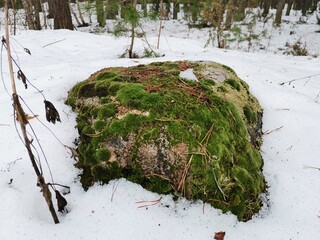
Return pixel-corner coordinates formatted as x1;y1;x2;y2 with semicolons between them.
274;0;286;27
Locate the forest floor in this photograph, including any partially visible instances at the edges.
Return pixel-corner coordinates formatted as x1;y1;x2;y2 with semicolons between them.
0;9;319;240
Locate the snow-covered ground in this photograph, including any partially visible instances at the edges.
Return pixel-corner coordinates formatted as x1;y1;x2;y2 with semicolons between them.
0;10;320;240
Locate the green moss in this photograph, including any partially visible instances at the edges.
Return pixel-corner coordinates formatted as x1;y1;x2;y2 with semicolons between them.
98;103;118;119
96;71;118;81
201;78;216;86
95;80;111;96
91;162;122;183
93;120;106;132
95;148;111;162
243;106;256;124
78;82;97;98
66;61;266;221
217;86;227;93
144;176;173;194
225;79;241;91
222;64;237;75
106;114;148;138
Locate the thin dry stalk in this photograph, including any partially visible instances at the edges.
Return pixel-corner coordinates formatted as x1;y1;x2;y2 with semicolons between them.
4;0;59;224
263;126;283;135
136;197;162;208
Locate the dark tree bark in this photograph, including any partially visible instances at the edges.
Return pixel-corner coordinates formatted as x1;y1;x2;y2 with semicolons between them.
50;0;73;30
173;1;179;20
274;0;286;27
262;0;271;18
286;0;294;16
32;0;41;30
293;0;302;10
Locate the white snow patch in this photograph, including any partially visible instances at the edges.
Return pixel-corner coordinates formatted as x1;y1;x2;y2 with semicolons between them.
179;68;198;81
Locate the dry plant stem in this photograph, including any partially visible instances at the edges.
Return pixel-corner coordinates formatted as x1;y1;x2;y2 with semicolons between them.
280;73;320;85
303;165;320;171
5;0;59;224
136;197;162;208
263;126;283;135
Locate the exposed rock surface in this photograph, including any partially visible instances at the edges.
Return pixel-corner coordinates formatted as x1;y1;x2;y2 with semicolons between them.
66;61;266;221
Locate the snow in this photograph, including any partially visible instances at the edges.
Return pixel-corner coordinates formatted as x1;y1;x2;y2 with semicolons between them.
179;68;198;81
0;11;320;240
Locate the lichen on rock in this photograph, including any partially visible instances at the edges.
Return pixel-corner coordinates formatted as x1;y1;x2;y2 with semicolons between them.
66;61;266;221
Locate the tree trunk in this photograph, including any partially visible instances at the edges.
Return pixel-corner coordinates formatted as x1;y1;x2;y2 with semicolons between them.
274;0;286;27
225;1;234;30
106;0;118;19
76;0;86;25
262;0;271;18
32;0;41;30
21;0;36;29
293;0;302;10
286;0;294;16
50;0;74;30
128;0;137;58
96;0;106;27
173;1;179;20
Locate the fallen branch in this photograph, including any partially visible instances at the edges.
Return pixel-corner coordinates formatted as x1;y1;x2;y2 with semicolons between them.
263;126;283;135
303;165;320;171
279;73;320;85
43;38;66;48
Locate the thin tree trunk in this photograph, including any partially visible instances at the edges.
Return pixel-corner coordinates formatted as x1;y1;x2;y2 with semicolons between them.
40;0;47;29
225;1;234;30
274;0;286;27
173;1;179;20
70;2;82;26
262;0;271;18
286;0;294;16
10;0;17;35
32;0;41;30
157;0;163;49
76;0;86;25
128;0;137;58
22;0;36;29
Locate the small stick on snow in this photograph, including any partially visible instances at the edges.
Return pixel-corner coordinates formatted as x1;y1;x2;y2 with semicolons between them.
279;73;320;85
111;180;120;202
263;126;283;135
303;165;320;171
136;197;162;208
43;39;66;48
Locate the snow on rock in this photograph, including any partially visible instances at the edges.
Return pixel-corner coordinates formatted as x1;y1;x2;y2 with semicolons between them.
179;68;198;81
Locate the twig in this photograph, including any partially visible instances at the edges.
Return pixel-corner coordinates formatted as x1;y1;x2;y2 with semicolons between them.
315;90;320;103
111;180;120;202
136;197;162;208
177;155;193;194
279;73;320;85
43;39;66;48
263;126;283;135
145;173;172;182
303;165;320;171
274;108;290;111
155;118;182;122
211;168;227;201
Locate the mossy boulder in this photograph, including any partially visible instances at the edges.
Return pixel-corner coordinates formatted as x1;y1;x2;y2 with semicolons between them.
66;61;266;221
